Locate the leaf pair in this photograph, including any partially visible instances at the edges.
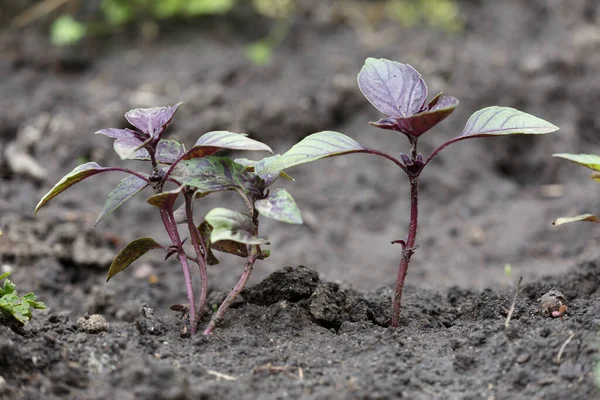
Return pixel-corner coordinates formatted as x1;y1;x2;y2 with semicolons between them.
0;272;46;324
257;59;558;175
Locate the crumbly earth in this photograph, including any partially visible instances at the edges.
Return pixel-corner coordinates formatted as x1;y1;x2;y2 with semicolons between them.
1;1;599;399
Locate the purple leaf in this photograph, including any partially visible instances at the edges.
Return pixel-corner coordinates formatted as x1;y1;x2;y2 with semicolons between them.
458;107;559;138
113;136;147;160
146;186;184;210
255;188;303;224
170;156;262;198
369;117;400;131
393;95;459;136
183;131;272;160
124;139;186;164
95;174;149;226
358;58;427;118
107;238;163;281
95;128;142;140
124;103;182;139
35;162;111;214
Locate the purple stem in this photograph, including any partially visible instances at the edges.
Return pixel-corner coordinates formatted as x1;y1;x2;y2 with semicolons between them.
203;248;259;335
363;148;408;174
160;208;197;334
185;193;209;320
391;176;419;327
423;136;472;167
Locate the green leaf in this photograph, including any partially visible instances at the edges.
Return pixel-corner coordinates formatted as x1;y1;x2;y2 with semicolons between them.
256;131;368;175
96;174;149;226
183;131;272;160
459;107;559;138
147;186;184;210
255;188;303;224
50;15;86;46
170;156;262;198
35;163;111;214
553;153;600;173
235;155;295;186
21;293;46;309
205;208;269;245
0;292;31;324
2;277;16;295
552;214;600;226
200;221;269;260
107;238;163;281
0;272;9;282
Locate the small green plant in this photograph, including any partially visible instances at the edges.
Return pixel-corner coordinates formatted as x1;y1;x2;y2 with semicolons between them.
0;272;46;325
35;104;303;335
256;58;559;327
552;153;600;226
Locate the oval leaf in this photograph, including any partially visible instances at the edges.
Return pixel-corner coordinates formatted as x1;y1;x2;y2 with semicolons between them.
170;156;262;198
235;155;294;187
358;58;428;118
459;107;559;138
147;186;184;210
95;174;149;226
183;131;272;160
552;214;600;226
107;238;163;281
35;162;111;214
205;207;268;245
113;136;147;160
255;188;303;224
124;103;181;139
256;131;367;175
553;153;600;173
394;95;459;136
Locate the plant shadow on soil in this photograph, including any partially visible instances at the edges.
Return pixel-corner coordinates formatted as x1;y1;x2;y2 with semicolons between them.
1;0;600;398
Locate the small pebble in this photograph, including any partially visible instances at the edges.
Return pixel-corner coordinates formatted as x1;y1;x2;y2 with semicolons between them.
516;354;530;364
77;314;109;333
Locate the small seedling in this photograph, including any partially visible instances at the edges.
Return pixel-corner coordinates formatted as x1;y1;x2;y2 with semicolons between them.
552;153;600;226
257;58;559;327
35;104;303;335
0;271;46;325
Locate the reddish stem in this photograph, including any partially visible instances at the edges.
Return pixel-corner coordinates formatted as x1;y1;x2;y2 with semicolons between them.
185;193;209;320
203;248;259;335
391;176;419;327
160;208;197;334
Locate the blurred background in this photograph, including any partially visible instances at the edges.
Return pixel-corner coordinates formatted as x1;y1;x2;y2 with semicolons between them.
1;0;600;315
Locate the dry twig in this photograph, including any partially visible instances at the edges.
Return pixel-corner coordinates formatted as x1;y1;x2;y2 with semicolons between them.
505;276;523;328
555;330;575;365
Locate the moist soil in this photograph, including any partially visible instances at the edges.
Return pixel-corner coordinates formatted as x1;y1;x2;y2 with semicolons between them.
1;1;599;399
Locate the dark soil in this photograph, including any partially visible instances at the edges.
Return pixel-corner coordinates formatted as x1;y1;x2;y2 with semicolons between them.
1;0;599;398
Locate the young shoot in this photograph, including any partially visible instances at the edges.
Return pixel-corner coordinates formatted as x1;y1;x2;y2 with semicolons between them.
257;58;559;327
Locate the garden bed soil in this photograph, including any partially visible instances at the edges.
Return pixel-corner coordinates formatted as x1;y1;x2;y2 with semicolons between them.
1;0;600;398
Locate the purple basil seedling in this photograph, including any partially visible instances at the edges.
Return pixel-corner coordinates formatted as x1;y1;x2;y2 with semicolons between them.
35;104;284;335
167;154;303;335
257;58;559;327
